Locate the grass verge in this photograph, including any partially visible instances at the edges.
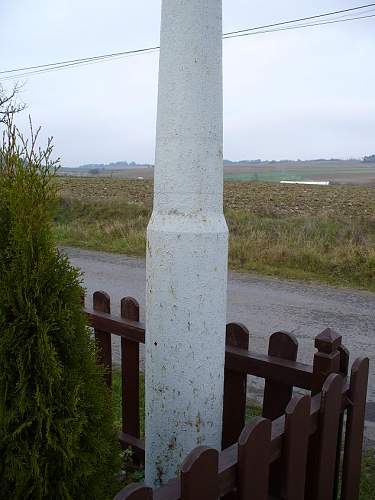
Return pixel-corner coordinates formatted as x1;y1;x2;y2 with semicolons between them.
360;449;375;499
54;189;375;291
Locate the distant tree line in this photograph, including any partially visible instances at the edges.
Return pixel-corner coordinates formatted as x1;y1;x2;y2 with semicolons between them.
363;155;375;163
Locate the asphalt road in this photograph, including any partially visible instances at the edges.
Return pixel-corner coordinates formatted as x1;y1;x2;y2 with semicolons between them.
62;246;375;435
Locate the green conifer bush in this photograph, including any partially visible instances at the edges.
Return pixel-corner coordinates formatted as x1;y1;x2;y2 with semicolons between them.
0;116;120;499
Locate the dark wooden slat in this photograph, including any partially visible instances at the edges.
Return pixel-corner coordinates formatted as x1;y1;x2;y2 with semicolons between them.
222;323;249;450
121;297;141;440
226;346;313;390
338;345;350;375
334;344;350;500
315;373;343;500
86;309;314;390
114;484;153;500
93;291;112;387
237;417;271;500
264;332;298;498
263;331;298;420
86;309;146;343
341;357;369;500
181;447;219;500
306;328;342;500
281;395;310;500
118;431;145;462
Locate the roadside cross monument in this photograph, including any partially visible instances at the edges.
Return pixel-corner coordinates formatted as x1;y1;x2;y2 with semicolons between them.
145;0;228;486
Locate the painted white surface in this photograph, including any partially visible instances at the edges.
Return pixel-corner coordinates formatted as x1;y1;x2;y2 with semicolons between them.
145;0;228;486
280;180;330;186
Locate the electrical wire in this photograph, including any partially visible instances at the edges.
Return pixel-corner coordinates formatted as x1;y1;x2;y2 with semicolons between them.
1;4;374;82
223;2;375;36
223;12;375;40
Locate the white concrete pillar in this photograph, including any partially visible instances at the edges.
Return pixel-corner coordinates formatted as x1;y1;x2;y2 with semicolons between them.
145;0;228;486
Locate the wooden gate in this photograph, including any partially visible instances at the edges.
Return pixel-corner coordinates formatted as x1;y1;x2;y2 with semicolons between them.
84;291;369;500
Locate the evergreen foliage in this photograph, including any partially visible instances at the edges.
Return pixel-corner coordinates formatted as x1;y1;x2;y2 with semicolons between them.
0;116;120;499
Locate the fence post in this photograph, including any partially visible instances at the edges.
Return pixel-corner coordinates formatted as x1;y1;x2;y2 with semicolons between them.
222;323;249;450
305;328;342;500
281;395;311;500
121;297;141;441
181;447;219;500
314;373;343;500
341;357;369;500
93;291;112;387
237;417;271;500
113;483;153;500
311;328;341;395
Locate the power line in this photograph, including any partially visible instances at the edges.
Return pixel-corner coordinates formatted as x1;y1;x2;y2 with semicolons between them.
3;3;373;76
1;4;374;81
0;46;160;76
223;12;375;40
1;6;373;80
223;2;375;36
0;49;160;82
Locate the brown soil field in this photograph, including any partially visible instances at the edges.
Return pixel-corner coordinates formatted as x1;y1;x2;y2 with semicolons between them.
58;177;375;219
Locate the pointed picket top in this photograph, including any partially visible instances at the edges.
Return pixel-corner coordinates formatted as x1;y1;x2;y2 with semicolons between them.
315;328;342;354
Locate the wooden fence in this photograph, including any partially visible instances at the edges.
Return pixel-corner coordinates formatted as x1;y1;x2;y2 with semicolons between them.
84;291;369;500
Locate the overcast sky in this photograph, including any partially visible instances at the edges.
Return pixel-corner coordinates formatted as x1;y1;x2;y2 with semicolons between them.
1;1;374;167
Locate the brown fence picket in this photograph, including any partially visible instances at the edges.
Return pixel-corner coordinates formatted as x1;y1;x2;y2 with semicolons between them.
263;331;298;498
281;394;310;500
311;328;341;396
121;297;141;441
306;328;342;499
237;417;271;500
341;357;370;500
222;323;249;449
334;344;350;499
338;344;350;376
263;331;298;420
93;291;112;387
314;373;343;500
114;483;153;500
181;447;219;500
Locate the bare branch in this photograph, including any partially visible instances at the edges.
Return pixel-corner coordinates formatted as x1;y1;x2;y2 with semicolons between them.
0;83;26;124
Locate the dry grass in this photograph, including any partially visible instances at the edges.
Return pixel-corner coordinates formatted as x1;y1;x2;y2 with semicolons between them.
55;178;375;291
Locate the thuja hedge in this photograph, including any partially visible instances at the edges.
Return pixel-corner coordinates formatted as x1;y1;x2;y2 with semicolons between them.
0;119;120;499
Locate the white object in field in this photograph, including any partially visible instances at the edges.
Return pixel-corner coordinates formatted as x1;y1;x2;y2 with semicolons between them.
137;177;144;180
145;0;228;486
280;180;330;186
